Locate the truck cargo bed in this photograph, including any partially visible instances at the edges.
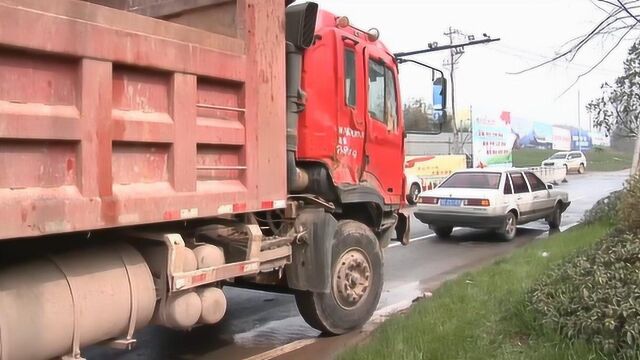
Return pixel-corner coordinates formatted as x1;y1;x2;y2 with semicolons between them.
0;0;286;240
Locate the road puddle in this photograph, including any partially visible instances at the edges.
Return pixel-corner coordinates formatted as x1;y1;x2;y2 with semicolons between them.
233;316;321;347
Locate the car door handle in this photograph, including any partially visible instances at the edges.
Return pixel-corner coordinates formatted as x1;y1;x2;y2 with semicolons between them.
517;196;523;200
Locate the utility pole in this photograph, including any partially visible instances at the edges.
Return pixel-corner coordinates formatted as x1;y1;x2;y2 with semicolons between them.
632;135;640;175
394;30;499;153
443;26;464;154
578;90;582;152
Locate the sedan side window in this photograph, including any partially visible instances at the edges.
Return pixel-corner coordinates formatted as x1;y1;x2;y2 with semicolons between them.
504;174;513;194
525;172;547;192
510;172;530;194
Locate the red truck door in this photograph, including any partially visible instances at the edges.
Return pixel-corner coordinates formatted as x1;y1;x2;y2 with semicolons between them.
363;46;403;204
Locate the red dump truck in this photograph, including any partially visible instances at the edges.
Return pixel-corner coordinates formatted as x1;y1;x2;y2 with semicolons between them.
0;1;446;359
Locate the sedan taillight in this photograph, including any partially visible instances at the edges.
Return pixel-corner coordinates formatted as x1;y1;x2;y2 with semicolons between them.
464;199;491;207
420;196;439;205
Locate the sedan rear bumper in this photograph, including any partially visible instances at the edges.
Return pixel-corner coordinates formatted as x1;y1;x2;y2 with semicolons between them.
414;209;507;229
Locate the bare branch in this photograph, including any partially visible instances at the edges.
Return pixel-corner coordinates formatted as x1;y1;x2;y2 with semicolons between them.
508;3;640;75
559;25;636;96
592;0;612;14
617;0;640;24
507;9;627;74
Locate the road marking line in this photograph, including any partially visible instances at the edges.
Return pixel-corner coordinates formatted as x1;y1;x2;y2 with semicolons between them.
389;233;436;248
370;300;414;321
242;299;416;360
243;339;317;360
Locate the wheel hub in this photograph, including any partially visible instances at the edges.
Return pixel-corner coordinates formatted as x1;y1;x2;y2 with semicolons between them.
506;216;516;236
332;248;372;310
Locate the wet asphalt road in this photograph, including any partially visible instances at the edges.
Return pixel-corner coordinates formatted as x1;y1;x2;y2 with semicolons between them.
85;170;629;360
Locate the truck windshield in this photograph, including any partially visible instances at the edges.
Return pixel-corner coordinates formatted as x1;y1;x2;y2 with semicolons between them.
439;172;502;189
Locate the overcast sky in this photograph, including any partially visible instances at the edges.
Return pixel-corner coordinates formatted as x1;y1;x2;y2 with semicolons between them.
298;0;636;129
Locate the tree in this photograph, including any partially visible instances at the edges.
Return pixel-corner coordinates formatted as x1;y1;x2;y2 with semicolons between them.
403;98;454;133
510;0;640;92
587;41;640;138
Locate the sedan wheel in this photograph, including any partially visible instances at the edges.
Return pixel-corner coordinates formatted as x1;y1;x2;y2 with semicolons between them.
500;212;517;241
548;205;562;229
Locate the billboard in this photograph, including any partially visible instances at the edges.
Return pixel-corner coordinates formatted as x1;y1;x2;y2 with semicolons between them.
472;117;515;168
552;126;572;151
512;119;553;149
571;129;592;150
590;131;610;147
405;155;467;189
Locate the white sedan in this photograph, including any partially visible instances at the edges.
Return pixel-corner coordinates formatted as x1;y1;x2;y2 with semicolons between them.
414;168;571;240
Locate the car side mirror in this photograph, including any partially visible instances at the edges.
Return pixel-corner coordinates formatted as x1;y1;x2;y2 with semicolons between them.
547;184;554;190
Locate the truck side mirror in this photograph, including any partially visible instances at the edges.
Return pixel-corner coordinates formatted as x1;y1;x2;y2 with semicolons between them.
285;2;319;49
433;77;447;111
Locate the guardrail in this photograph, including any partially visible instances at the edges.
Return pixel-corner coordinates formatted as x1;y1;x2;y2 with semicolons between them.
526;166;567;185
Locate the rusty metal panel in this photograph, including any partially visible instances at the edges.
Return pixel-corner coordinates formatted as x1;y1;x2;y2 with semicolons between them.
0;0;286;240
83;0;240;37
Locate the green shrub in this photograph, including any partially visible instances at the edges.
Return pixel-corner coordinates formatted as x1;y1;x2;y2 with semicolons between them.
618;174;640;234
582;190;624;225
529;229;640;358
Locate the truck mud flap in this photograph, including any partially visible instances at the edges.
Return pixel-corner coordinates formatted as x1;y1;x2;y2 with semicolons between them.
394;210;411;246
285;208;337;293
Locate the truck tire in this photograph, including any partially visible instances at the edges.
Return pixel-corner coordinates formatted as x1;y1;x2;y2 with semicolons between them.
295;220;383;335
406;183;421;205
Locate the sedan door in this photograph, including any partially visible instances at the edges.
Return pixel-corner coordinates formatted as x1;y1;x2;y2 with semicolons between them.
509;172;534;222
525;171;554;218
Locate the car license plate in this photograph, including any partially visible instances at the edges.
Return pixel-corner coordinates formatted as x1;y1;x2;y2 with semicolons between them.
440;199;462;207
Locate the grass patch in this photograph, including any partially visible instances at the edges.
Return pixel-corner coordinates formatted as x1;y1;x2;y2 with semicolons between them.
512;149;555;168
512;148;633;171
341;224;612;360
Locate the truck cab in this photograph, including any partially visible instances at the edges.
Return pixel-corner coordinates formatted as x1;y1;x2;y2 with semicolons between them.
297;11;405;206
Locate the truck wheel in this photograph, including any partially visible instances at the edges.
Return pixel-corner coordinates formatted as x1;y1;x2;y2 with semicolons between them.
547;204;562;229
499;212;517;241
432;226;453;238
407;184;421;205
295;220;383;335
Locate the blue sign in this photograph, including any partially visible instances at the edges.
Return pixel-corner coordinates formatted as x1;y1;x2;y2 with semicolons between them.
570;128;592;150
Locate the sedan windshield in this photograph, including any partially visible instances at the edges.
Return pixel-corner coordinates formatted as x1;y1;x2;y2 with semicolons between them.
439;172;502;189
550;153;568;160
